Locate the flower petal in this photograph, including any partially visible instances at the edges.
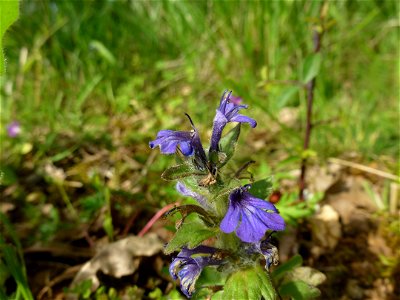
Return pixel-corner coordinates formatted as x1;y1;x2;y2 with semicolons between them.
149;130;193;155
230;114;257;128
220;200;241;233
236;210;267;243
180;141;194;156
210;110;229;151
243;193;278;212
256;209;286;231
159;140;180;154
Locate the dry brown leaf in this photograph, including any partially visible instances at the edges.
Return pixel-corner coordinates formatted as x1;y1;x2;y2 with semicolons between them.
288;266;327;287
71;233;163;290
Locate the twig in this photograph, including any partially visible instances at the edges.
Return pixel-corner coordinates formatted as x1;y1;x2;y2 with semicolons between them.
328;157;399;181
37;264;82;300
390;183;398;215
299;3;328;201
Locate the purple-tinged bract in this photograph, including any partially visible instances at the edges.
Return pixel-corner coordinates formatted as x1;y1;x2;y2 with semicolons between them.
210;91;257;152
246;237;279;270
176;182;209;209
220;185;285;243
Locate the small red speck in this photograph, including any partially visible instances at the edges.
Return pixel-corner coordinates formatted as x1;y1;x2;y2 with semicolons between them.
269;191;282;204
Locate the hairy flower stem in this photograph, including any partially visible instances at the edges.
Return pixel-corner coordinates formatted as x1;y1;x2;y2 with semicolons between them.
298;2;328;201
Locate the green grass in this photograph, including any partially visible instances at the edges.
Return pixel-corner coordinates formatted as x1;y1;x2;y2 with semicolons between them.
1;0;397;166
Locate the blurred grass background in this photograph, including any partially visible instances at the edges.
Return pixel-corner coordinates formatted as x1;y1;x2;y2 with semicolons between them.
1;0;398;240
0;0;399;298
1;0;398;163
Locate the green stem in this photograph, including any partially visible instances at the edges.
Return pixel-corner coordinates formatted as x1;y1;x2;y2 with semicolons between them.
56;182;78;219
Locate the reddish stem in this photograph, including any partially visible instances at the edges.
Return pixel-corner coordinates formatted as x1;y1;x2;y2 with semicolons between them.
138;202;179;237
299;6;326;201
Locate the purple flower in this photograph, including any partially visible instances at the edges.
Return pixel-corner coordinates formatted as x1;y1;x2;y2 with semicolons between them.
6;121;21;138
169;246;222;298
210;91;257;152
220;185;285;243
229;95;242;105
150;130;194;155
149;115;208;170
176;182;209;209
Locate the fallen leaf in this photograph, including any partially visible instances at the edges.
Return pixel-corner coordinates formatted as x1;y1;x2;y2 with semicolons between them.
71;233;163;290
288;266;327;286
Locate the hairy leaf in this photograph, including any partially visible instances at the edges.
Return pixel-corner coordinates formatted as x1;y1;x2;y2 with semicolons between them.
249;178;273;199
218;266;277;300
164;221;217;254
161;163;204;181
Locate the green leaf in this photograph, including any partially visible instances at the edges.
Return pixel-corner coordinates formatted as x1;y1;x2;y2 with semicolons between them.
279;280;321;300
0;165;18;185
217;123;241;167
301;149;317;159
221;266;277;300
103;187;114;241
89;40;117;65
197;267;227;287
75;74;103;111
277;86;300;108
164;221;216;254
249;178;273;199
0;244;34;300
162;163;204;181
301;53;322;83
272;254;303;281
0;0;19;74
211;291;224;300
278;206;313;223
